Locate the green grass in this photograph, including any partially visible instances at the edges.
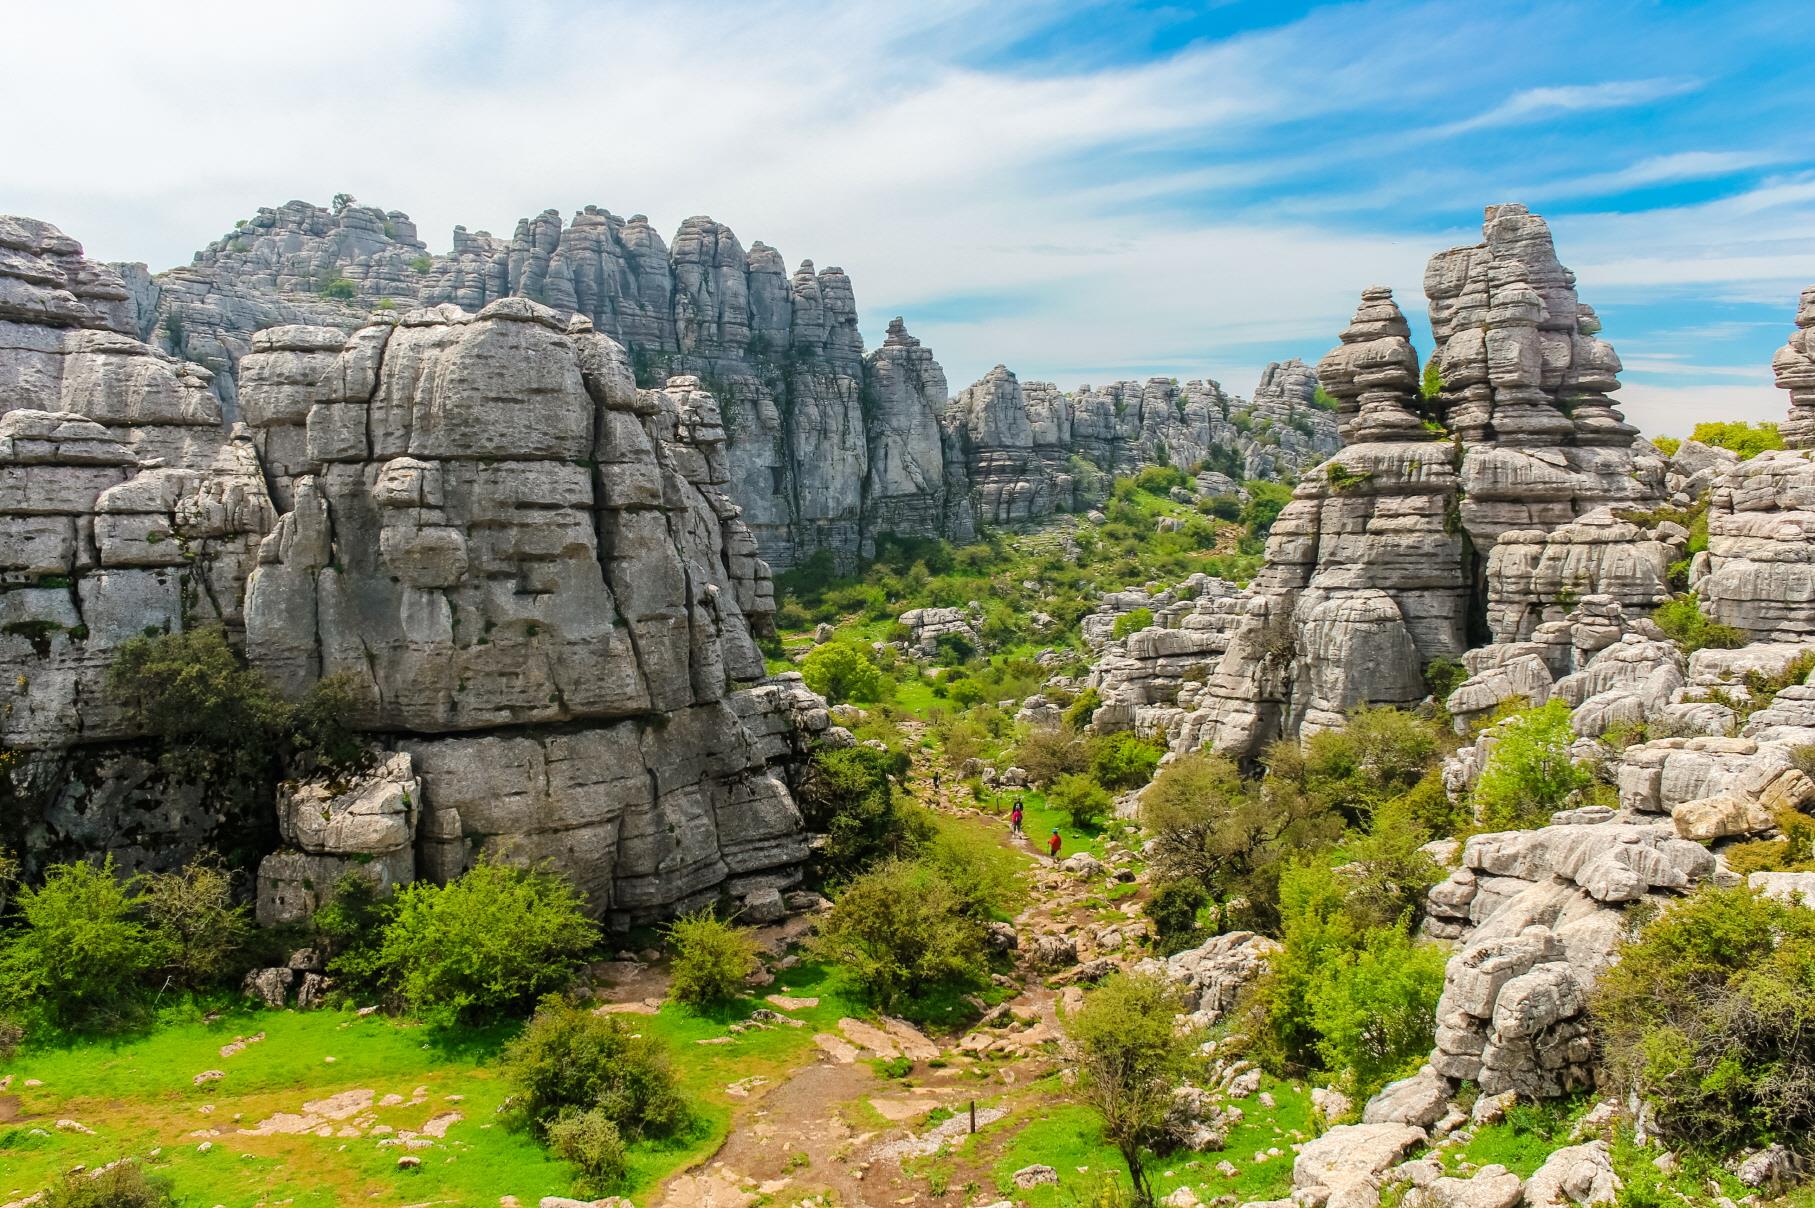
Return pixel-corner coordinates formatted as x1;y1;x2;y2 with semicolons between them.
978;1073;1307;1206
0;962;869;1206
1446;1096;1586;1177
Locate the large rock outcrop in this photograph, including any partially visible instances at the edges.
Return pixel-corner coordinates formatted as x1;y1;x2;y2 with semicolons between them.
2;215;825;926
142;198;1324;574
1084;205;1661;759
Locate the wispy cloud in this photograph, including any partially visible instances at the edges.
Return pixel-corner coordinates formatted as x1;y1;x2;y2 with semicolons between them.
1437;77;1702;136
1;0;1810;405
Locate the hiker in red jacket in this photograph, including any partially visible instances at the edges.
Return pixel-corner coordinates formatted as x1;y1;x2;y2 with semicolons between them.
1047;828;1062;862
1010;799;1024;837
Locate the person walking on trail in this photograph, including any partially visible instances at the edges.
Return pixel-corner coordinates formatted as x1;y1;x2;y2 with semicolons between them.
1010;799;1024;837
1048;828;1062;862
931;770;941;793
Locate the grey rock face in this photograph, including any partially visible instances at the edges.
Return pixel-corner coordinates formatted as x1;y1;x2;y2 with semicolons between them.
1772;286;1815;449
1419;814;1714;1097
1;215;824;925
1080;205;1661;762
1698;447;1815;641
942;361;1338;530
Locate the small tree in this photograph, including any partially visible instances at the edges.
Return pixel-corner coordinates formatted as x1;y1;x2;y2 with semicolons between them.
546;1107;629;1192
375;857;599;1027
141;854;250;989
795;745;923;878
1470;699;1591;829
666;910;760;1009
107;625;291;782
1064;972;1200;1204
810;859;987;1010
1593;885;1815;1154
1050;772;1111;829
801;642;891;705
44;1163;175;1208
0;858;156;1031
1111;608;1154;640
313;870;398;1001
502;995;691;1140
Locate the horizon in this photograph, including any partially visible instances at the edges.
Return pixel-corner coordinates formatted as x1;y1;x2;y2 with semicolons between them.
9;0;1815;436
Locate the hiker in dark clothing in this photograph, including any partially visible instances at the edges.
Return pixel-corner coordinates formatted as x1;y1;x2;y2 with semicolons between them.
1047;828;1062;861
1010;799;1024;836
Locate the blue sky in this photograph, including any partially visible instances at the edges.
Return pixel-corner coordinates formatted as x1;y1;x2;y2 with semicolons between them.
7;0;1815;433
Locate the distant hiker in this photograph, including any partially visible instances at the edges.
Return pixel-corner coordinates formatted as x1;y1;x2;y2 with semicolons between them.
1010;799;1024;836
1048;828;1062;862
931;770;942;792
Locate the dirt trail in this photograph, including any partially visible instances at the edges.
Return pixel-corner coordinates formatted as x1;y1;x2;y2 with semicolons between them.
649;727;1138;1206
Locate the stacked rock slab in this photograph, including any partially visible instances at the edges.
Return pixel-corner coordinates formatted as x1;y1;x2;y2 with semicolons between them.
944;362;1339;528
243;300;814;921
3;215;825;923
862;317;973;544
1086;205;1660;760
1772;285;1815;449
0;217;281;870
1426;203;1658;557
1094;287;1467;752
143;199;940;571
1415;812;1715;1097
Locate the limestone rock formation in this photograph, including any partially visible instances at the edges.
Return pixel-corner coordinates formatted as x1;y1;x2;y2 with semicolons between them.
1418;813;1714;1097
1772;285;1815;450
1081;205;1661;760
1;216;824;924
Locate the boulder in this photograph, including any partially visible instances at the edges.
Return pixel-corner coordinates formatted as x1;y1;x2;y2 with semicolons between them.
1294;1123;1428;1190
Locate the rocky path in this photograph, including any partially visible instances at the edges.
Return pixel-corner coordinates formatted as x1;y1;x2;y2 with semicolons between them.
644;729;1148;1207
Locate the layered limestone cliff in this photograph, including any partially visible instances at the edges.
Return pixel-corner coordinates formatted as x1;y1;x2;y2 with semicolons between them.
133;197;1328;570
1086;204;1662;759
944;361;1338;528
2;215;826;927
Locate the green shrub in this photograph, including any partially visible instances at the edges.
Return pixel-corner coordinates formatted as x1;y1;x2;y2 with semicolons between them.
1110;608;1154;640
43;1163;174;1208
141;854;250;989
546;1107;628;1191
1062;688;1102;729
1690;420;1784;460
108;627;366;782
1310;386;1340;413
1146;879;1208;954
1593;886;1815;1154
375;857;599;1027
503;996;691;1142
810;858;987;1009
1420;356;1443;401
1013;726;1095;787
800;642;891;705
922;815;1020;918
1651;435;1681;458
1050;772;1112;829
320;277;357;300
1240;480;1293;540
1653;594;1747;653
1141;751;1342;931
410;254;434;273
1470;699;1591;829
1063;972;1200;1202
1132;465;1187;495
313;870;397;1001
665;910;759;1009
1306;923;1447;1096
795;745;923;878
1091;730;1164;790
0;858;155;1031
107;625;292;781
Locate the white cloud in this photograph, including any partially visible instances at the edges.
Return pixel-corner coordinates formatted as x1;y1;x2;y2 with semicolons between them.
0;0;1797;404
1437;78;1701;136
